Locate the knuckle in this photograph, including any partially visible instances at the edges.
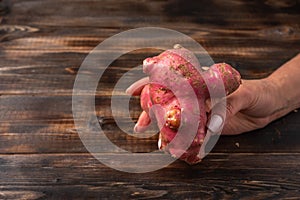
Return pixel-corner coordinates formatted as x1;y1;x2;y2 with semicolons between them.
226;101;235;116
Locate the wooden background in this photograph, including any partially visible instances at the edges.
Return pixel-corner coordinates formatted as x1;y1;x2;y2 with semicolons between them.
0;0;300;199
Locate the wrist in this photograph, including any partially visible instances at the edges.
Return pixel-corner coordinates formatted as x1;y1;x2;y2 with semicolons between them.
263;75;293;121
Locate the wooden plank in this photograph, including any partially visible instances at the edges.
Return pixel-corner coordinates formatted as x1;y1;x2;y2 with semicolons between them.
0;49;299;95
0;153;299;199
0;95;299;154
1;126;299;154
0;120;299;154
4;0;300;28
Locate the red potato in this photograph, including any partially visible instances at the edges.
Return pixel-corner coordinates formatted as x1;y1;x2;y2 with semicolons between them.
132;45;241;164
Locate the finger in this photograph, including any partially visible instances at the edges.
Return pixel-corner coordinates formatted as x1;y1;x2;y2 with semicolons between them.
126;77;149;96
207;84;251;134
134;111;151;133
221;113;250;135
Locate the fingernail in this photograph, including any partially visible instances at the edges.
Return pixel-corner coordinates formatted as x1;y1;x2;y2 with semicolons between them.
208;115;223;133
158;138;162;149
134;123;148;133
134;123;140;133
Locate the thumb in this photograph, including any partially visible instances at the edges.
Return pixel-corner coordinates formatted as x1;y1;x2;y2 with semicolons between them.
207;85;250;134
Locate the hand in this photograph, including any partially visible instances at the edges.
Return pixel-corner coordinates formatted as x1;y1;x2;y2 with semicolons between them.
128;54;300;135
208;79;283;135
208;53;300;135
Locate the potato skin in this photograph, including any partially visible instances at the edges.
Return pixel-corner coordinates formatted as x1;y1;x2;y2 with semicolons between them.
138;46;241;164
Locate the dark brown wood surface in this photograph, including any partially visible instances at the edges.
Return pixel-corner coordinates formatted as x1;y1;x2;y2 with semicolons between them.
1;0;300;199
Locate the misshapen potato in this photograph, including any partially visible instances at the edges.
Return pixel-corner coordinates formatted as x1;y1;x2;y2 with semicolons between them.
135;45;241;164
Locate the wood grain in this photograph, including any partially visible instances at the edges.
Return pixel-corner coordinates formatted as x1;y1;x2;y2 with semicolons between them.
0;153;299;199
0;95;299;154
1;0;300;199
